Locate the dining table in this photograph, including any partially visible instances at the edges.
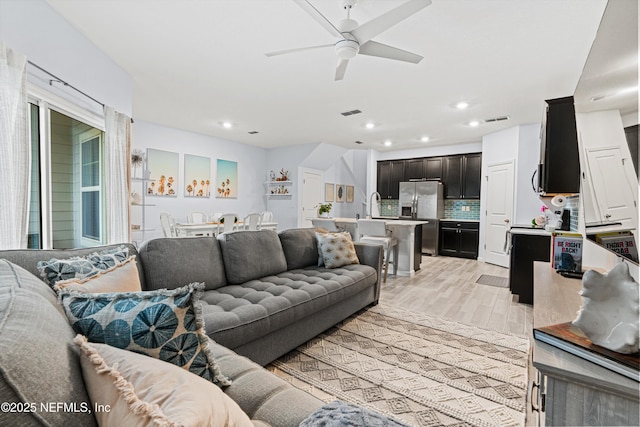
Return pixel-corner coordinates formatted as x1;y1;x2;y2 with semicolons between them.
174;221;277;237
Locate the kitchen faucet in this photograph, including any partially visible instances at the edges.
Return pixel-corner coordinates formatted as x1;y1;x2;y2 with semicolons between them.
369;192;381;218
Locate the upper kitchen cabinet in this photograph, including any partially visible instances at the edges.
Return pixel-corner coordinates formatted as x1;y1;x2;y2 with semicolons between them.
425;157;443;180
404;158;425;181
537;96;580;195
377;160;405;199
443;153;482;199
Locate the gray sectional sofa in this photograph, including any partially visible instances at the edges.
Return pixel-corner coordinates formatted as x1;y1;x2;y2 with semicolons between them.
0;227;382;426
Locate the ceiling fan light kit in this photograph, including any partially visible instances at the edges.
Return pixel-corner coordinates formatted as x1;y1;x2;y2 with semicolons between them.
266;0;432;80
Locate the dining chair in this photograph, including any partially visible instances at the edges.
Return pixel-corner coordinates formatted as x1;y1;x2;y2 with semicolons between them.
243;213;262;231
210;212;223;223
188;211;207;224
159;213;177;237
219;213;238;234
260;211;274;222
311;218;340;232
356;219;398;283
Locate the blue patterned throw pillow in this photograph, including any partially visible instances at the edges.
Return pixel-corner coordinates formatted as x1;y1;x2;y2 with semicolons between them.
37;246;130;288
58;283;231;387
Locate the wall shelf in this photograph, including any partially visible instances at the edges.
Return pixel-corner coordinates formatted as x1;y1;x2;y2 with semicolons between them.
265;180;293;197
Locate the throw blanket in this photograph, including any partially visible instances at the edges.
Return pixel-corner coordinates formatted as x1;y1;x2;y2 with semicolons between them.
300;400;410;427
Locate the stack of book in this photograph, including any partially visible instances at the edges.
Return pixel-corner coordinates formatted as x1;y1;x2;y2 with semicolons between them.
595;231;638;263
551;232;583;272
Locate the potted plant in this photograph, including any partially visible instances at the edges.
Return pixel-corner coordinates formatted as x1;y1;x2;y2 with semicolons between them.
317;203;332;218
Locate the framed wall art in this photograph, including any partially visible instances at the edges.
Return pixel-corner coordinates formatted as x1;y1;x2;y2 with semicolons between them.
146;148;179;197
336;184;345;203
215;159;238;198
346;185;354;203
325;183;335;202
184;154;211;197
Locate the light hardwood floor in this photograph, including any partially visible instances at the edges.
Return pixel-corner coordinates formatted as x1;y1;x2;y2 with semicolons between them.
380;255;537;426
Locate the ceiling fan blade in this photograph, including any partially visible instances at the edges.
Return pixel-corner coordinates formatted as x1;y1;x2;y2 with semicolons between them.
265;44;333;57
359;40;423;63
293;0;343;39
352;0;431;45
335;58;349;81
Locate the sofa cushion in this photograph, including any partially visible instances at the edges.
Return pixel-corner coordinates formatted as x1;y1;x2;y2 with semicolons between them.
0;259;97;427
59;283;231;387
278;228;319;270
199;264;377;350
137;237;227;291
218;231;287;285
74;335;253;427
36;245;130;288
54;256;142;293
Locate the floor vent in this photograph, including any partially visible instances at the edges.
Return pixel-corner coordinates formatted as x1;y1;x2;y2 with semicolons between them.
475;274;509;288
341;109;362;116
483;115;510;123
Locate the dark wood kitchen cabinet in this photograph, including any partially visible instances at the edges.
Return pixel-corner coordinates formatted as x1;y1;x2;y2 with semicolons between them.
439;221;479;259
443;153;482;199
424;157;443;180
404;158;424;181
377;160;405;199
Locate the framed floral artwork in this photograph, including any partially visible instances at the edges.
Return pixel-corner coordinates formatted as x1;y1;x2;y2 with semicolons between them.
184;154;211;197
215;159;237;198
146;149;178;197
336;184;345;203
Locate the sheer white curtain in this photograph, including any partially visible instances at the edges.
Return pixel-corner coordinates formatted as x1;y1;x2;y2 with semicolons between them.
0;43;29;249
104;106;131;244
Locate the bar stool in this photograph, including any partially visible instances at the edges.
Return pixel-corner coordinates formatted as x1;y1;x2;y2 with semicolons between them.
356;219;398;283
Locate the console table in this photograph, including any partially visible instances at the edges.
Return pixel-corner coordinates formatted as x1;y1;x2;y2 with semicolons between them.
532;261;639;426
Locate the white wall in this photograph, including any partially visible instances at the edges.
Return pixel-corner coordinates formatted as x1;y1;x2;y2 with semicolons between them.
132;121;268;240
0;0;132;116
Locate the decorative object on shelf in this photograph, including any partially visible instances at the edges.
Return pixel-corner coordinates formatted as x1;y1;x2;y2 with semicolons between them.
277;168;289;181
216;159;237;198
146;149;178;197
573;262;639;354
184;154;211;198
325;183;334;202
270;185;289;195
130;149;145;179
336;184;345;203
317;203;332;218
346;185;354;203
130;191;142;205
269;170;276;182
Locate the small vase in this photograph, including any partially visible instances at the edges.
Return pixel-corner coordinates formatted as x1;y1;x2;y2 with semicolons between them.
318;212;329;218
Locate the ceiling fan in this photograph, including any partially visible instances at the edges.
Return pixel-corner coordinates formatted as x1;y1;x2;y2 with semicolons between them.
266;0;432;81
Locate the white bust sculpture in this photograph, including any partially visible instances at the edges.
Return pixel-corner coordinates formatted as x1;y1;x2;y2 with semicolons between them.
573;262;639;354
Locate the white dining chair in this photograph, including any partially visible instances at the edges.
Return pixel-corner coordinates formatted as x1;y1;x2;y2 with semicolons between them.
243;213;262;231
260;211;274;222
210;212;223;223
188;211;207;224
311;218;340;232
160;213;177;237
356;219;398;283
219;213;238;234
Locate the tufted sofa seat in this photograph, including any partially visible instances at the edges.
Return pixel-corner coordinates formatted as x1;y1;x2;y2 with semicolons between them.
137;227;382;365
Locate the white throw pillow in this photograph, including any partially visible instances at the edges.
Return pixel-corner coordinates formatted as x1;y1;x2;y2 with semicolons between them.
74;335;253;427
54;256;142;293
315;232;360;268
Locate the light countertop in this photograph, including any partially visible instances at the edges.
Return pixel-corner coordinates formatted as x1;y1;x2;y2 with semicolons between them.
441;218;480;223
333;218;429;226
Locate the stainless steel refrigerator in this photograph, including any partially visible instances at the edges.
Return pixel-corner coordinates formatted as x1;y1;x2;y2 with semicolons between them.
399;181;444;255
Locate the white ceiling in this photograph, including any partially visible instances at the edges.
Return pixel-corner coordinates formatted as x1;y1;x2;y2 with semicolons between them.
45;0;609;151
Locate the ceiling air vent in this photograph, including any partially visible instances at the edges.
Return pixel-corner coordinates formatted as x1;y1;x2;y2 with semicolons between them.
354;140;364;145
248;131;259;134
340;109;362;116
483;115;510;123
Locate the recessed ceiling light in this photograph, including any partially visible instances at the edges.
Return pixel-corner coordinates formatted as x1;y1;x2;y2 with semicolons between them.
222;121;232;129
365;122;375;129
468;120;480;127
420;136;430;142
456;101;469;110
384;140;392;146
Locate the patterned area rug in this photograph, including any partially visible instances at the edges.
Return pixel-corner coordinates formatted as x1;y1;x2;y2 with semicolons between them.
475;274;509;288
267;304;529;427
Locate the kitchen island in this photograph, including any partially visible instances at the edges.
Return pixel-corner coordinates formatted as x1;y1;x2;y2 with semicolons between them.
334;218;428;277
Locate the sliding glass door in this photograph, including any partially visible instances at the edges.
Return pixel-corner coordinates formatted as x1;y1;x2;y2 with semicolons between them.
28;99;105;249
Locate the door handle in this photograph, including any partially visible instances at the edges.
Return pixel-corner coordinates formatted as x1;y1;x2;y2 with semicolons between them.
605;214;612;219
504;219;510;223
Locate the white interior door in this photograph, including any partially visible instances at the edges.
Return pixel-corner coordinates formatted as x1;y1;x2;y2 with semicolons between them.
485;161;515;267
586;147;638;229
301;171;322;227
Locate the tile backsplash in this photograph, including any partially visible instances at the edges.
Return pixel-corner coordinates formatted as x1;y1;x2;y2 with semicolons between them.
565;195;580;232
444;199;481;220
379;199;399;217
